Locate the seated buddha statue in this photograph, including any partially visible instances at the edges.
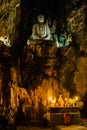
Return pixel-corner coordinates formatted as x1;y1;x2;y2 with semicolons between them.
32;14;51;40
27;14;51;45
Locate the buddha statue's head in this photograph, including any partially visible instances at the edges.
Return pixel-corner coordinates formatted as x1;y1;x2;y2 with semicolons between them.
38;14;44;23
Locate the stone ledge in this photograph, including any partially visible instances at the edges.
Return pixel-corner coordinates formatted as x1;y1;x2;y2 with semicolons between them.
55;125;87;130
50;107;80;125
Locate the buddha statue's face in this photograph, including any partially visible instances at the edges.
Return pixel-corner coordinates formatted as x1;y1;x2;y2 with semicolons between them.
38;15;44;23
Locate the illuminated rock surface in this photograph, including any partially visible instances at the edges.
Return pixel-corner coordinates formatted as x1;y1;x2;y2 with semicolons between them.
0;0;87;123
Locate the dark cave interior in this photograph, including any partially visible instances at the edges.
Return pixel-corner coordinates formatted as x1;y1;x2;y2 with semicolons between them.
0;0;87;122
14;0;67;55
20;0;64;41
20;0;66;39
15;0;83;51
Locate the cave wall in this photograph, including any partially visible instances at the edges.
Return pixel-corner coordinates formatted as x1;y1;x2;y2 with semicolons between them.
0;0;87;119
60;2;87;98
0;0;21;46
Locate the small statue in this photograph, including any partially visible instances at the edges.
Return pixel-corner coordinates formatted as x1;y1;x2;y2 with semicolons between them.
58;23;72;47
58;94;64;107
59;30;67;47
50;19;59;47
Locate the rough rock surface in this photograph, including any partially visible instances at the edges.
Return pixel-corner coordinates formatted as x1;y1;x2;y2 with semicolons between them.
0;0;87;119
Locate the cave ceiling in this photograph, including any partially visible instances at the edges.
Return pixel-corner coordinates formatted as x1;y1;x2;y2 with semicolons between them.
20;0;82;19
20;0;83;42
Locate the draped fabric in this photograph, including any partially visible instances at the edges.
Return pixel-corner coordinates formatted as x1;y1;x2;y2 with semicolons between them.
32;23;51;40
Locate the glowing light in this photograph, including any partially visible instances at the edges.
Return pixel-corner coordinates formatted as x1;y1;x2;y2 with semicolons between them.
75;96;79;101
51;98;56;104
48;96;52;101
48;96;56;107
64;98;68;101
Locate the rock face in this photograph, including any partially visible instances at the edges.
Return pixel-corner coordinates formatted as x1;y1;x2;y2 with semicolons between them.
74;57;87;97
65;2;87;98
20;40;65;119
0;0;87;120
0;0;21;46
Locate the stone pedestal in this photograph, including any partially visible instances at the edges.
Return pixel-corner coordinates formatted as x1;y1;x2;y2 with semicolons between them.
50;107;80;125
27;39;57;57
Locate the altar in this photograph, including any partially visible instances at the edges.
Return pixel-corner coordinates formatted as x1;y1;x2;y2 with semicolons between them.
50;107;80;125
